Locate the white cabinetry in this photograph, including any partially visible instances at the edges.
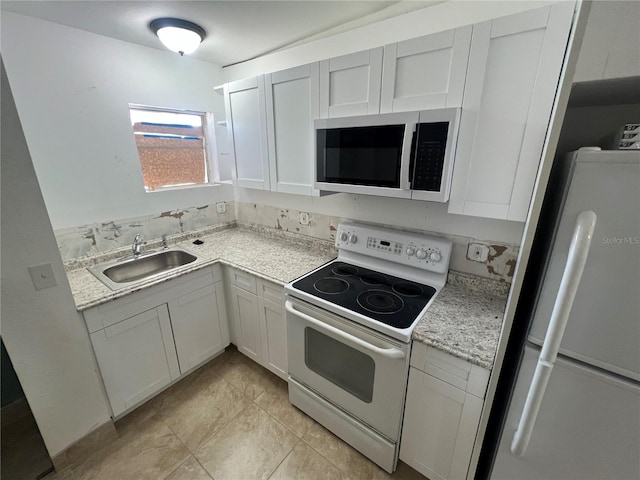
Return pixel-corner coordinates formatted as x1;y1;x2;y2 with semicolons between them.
400;343;490;480
90;305;180;417
168;282;228;373
448;3;574;221
224;76;270;190
226;267;287;380
258;280;287;379
85;266;229;417
319;48;383;118
380;27;472;113
265;64;320;195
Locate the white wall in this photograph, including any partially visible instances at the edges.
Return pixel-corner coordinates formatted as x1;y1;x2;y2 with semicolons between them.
223;0;554;82
573;0;640;82
1;61;112;457
1;12;233;230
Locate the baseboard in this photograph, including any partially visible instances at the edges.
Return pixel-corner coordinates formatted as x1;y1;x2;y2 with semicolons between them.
50;420;118;471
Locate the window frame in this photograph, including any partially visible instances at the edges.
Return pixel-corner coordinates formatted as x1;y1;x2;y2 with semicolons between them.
128;103;220;193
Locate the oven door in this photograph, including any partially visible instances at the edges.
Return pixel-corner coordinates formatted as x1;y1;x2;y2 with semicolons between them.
286;296;410;441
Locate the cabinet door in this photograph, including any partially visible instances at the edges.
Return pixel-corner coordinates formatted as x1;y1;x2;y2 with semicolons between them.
224;76;270;190
168;282;228;374
258;296;287;380
265;63;320;196
448;3;574;221
400;367;483;480
380;26;471;113
229;284;262;363
90;306;180;417
319;48;383;118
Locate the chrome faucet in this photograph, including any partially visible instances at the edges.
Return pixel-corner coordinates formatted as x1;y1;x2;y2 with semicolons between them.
132;234;145;257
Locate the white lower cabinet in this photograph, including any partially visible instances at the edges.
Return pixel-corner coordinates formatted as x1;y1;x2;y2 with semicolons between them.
168;282;228;373
400;343;490;480
229;284;262;363
259;296;287;379
85;265;229;418
90;305;180;417
227;267;287;380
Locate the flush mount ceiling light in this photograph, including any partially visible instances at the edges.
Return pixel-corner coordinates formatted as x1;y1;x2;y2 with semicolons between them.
150;18;206;56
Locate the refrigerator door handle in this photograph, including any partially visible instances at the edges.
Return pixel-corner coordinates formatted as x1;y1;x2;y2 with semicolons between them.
511;210;597;456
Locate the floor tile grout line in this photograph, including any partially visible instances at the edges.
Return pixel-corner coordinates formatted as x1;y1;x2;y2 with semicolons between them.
160;453;194;480
300;433;361;480
264;437;304;480
170;378;252;456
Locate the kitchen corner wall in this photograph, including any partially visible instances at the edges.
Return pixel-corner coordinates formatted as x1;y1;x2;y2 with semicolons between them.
234;194;522;283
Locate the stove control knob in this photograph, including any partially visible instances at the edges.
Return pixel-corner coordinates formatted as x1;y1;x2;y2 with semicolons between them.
429;251;442;263
339;232;348;242
406;247;415;256
416;249;427;260
349;234;358;244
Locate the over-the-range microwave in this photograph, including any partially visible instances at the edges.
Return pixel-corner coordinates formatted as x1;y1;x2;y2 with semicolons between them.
314;108;460;202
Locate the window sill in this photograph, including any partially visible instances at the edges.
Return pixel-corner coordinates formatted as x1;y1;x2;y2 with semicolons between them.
145;183;222;194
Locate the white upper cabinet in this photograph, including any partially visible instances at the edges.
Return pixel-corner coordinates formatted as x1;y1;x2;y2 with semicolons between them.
224;76;270;190
319;48;383;118
448;3;575;222
380;26;472;113
265;64;320;196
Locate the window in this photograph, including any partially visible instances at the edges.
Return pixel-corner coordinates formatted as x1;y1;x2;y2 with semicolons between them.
129;105;213;192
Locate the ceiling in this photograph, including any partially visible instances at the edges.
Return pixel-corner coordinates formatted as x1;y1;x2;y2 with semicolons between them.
1;1;439;67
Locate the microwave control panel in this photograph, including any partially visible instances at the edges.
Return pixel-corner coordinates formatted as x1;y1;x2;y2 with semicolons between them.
411;122;449;192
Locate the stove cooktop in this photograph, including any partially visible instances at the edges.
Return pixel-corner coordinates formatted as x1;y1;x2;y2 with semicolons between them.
292;261;436;329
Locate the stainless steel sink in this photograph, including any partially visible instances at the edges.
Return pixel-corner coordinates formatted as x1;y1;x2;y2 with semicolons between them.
88;248;206;290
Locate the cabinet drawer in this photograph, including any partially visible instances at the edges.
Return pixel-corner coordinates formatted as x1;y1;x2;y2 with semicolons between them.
229;268;258;294
258;278;284;304
411;342;490;398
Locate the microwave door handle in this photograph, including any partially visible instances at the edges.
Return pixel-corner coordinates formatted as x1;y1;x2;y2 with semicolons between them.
285;301;405;359
400;123;416;191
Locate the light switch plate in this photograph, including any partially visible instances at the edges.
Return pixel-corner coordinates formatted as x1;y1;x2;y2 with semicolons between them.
216;202;227;214
299;212;310;226
28;263;57;290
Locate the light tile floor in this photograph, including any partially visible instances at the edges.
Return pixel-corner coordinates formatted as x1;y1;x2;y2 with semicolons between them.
46;347;427;480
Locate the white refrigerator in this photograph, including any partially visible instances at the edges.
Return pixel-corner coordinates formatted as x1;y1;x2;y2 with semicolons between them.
488;149;640;479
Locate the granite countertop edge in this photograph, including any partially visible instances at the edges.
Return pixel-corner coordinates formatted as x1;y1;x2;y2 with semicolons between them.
411;270;509;370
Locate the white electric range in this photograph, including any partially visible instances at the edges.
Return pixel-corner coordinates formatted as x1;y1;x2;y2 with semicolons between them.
285;222;452;473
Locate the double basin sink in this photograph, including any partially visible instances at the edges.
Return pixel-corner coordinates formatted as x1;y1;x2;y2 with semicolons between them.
89;248;207;290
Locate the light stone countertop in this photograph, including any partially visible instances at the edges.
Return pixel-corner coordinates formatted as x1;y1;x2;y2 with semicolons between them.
66;225;337;311
412;271;509;370
66;224;508;370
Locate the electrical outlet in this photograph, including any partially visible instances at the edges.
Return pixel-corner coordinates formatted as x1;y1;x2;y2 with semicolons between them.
299;212;310;226
467;243;490;263
216;202;226;214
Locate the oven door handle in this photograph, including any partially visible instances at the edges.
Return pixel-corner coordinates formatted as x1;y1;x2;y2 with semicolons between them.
285;301;406;359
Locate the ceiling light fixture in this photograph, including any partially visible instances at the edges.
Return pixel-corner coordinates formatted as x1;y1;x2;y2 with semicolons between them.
150;18;206;56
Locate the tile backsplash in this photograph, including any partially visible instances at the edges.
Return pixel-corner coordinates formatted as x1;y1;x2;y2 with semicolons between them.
54;200;519;283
